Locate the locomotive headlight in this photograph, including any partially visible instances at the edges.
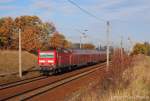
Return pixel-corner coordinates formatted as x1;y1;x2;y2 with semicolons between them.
39;60;45;63
48;60;54;63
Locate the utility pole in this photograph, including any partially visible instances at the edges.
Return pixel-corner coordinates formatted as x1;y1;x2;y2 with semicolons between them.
19;28;22;78
78;30;88;49
120;35;124;66
106;21;110;71
120;35;123;58
80;36;82;49
128;37;133;55
98;43;101;51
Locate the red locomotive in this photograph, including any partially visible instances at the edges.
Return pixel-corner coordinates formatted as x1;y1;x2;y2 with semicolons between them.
38;49;106;75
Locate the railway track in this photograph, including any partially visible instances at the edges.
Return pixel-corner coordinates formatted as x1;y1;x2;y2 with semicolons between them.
0;62;110;101
0;75;47;90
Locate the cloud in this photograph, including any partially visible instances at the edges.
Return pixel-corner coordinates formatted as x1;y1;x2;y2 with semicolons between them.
0;0;15;3
58;3;78;15
97;0;125;9
82;0;150;21
0;5;17;10
31;0;77;15
32;0;51;10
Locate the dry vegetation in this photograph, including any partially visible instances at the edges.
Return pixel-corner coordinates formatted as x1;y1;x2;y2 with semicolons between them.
0;50;37;74
65;49;150;101
0;50;39;84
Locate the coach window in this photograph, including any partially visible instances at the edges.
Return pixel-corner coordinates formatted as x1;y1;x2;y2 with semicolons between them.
64;50;69;53
57;48;64;53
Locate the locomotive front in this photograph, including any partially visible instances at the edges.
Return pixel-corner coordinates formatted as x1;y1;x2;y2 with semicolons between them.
38;50;57;72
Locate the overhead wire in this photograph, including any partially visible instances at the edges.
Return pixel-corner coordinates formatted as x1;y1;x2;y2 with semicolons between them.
67;0;106;22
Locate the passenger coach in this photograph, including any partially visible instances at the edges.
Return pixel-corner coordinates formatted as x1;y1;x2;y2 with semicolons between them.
38;49;106;75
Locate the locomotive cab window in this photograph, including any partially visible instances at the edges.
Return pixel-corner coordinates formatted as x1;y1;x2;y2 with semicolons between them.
39;52;54;58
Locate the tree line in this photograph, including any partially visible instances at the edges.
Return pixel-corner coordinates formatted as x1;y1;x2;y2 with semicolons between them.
0;16;95;52
132;42;150;56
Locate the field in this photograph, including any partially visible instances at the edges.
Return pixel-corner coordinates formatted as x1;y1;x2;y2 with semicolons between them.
0;50;37;74
65;54;150;101
0;50;38;83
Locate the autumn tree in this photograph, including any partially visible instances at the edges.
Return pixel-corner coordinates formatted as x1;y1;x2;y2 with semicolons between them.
12;16;56;51
49;32;71;49
82;43;95;49
63;40;72;49
132;43;147;55
0;17;14;49
21;26;43;51
14;16;42;28
0;15;72;51
144;42;150;56
38;22;56;50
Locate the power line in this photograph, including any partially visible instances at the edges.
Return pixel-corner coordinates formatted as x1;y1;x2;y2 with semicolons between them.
67;0;106;22
67;0;132;24
68;0;111;72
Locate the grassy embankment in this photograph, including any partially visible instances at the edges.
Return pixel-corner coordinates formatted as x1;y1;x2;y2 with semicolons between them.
0;50;37;74
0;50;38;83
66;51;150;101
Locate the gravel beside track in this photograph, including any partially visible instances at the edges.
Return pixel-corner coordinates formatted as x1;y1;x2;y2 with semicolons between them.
0;62;109;101
0;75;46;90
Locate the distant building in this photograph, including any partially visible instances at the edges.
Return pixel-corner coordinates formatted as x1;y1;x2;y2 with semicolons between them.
72;43;80;49
96;45;114;53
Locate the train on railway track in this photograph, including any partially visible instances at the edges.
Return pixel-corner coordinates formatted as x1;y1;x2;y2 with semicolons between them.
38;49;107;75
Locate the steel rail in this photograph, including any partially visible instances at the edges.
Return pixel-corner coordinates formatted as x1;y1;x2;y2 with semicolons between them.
0;75;47;90
0;62;111;101
5;62;110;101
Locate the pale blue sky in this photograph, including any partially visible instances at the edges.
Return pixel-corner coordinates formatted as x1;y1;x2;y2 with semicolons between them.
0;0;150;48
